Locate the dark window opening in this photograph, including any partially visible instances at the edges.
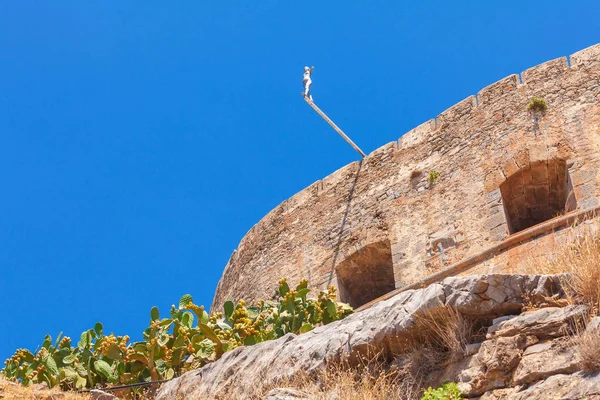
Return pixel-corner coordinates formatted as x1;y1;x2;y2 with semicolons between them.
500;160;576;234
336;240;395;308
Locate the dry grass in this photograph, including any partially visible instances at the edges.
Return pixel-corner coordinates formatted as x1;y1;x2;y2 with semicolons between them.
387;305;476;393
220;307;476;400
415;305;475;364
520;223;600;372
215;353;422;400
301;360;420;400
0;377;90;400
577;328;600;373
521;224;600;312
391;344;444;394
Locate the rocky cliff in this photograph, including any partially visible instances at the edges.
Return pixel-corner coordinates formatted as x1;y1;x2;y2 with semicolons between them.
158;273;600;399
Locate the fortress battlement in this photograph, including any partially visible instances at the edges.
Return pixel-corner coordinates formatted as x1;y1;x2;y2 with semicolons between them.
212;43;600;310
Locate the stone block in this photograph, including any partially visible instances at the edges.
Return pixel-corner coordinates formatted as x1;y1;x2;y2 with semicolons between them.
485;170;505;192
511;196;526;218
514;150;530;169
521;57;569;85
579;196;599;209
570;43;600;68
477;74;520;106
485;212;507;231
529;145;548;165
489;305;588;339
502;158;520;178
366;141;396;161
575;184;593;199
321;161;360;193
487;188;502;204
398;119;435;149
513;338;580;385
490;224;508;241
436;96;478;129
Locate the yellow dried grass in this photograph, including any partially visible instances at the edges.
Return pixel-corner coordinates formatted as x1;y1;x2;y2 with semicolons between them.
216;352;421;400
520;223;600;312
0;377;90;400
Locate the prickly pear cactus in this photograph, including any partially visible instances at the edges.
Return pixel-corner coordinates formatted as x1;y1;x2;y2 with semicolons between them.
2;278;352;395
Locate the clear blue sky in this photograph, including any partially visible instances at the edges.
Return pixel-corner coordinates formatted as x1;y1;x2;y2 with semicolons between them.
1;1;598;362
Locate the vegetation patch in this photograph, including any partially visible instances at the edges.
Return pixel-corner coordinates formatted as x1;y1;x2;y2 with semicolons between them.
2;279;352;395
520;224;600;311
577;327;600;373
229;353;425;400
0;377;91;400
428;170;440;186
422;382;463;400
527;97;548;113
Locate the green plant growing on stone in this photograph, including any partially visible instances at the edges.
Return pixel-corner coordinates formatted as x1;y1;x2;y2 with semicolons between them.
428;170;440;186
421;381;463;400
204;278;352;350
2;279;353;393
527;97;548;113
0;323;129;390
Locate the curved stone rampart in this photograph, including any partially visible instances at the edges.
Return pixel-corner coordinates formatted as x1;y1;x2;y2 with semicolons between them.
212;43;600;310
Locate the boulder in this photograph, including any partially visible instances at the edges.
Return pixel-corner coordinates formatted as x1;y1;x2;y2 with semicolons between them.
487;305;587;339
451;334;537;396
512;337;580;385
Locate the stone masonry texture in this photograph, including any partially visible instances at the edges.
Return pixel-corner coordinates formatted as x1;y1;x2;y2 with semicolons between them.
212;43;600;311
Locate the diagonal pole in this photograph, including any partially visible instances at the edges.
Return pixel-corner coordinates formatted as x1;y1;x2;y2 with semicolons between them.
303;94;366;158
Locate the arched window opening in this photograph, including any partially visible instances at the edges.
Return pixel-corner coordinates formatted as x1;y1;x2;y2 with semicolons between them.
500;160;576;234
336;240;395;308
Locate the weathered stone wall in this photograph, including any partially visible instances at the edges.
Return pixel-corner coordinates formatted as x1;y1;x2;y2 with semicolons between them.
212;43;600;310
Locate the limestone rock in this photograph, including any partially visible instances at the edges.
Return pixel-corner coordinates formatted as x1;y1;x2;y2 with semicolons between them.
587;316;600;333
513;337;580;385
482;371;600;400
488;305;587;339
89;389;120;400
443;274;563;317
452;334;537;397
447;303;587;397
156;274;564;400
263;388;310;400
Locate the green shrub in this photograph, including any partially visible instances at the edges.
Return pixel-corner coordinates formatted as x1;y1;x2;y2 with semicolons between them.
527;97;548;113
422;382;463;400
428;170;440;185
2;279;353;392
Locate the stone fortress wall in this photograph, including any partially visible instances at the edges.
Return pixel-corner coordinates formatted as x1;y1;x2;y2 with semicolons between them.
212;43;600;310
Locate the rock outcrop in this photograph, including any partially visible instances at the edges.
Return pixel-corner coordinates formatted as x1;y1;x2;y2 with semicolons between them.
156;274;600;399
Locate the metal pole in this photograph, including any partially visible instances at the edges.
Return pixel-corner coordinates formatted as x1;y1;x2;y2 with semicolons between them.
303;95;366;158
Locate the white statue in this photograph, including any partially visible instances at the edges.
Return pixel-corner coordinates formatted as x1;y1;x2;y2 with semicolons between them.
303;66;314;101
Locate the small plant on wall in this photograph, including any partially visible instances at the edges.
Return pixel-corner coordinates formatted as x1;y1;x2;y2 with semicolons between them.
527;97;548;113
528;97;548;134
428;170;440;186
